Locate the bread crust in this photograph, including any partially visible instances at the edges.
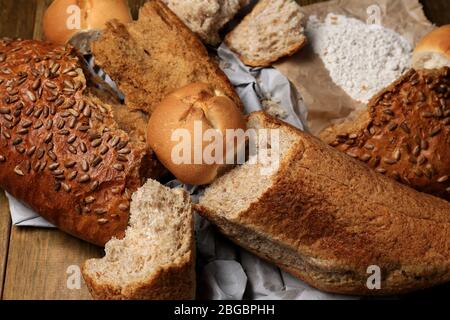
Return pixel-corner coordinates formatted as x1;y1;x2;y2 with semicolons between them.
82;251;196;300
0;39;159;246
225;0;307;67
320;68;450;201
91;0;243;115
197;111;450;295
413;25;450;66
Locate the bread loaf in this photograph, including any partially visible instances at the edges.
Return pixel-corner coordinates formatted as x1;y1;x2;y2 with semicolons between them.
197;111;450;295
92;0;242;116
320;68;450;201
0;39;161;246
83;179;195;300
225;0;307;67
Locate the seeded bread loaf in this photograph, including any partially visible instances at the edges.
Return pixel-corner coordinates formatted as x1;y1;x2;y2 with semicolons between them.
320;68;450;201
83;179;195;300
0;39;161;246
91;0;242;116
196;111;450;295
225;0;307;67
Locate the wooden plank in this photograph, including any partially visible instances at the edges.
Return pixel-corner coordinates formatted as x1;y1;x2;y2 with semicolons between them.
0;191;11;299
33;0;53;41
3;227;103;300
0;0;37;39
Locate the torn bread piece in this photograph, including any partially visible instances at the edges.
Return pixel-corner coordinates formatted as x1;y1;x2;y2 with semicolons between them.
92;0;242;115
83;179;195;300
196;111;450;295
225;0;307;67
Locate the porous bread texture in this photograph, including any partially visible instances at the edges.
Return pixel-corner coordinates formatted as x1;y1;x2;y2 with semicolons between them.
82;179;195;300
92;0;242;116
225;0;307;67
413;51;450;69
197;111;450;295
161;0;249;45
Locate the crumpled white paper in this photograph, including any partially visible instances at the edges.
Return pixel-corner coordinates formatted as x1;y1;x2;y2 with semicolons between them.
6;45;352;300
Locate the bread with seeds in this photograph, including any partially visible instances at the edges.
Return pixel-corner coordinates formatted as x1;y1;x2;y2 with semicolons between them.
320;68;450;201
83;179;195;300
196;111;450;295
224;0;307;67
0;39;162;246
91;0;242;116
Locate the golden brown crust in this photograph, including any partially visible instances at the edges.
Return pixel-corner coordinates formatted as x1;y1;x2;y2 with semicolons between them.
197;111;450;295
413;25;450;65
91;0;243;116
82;251;196;300
0;39;158;246
320;68;450;201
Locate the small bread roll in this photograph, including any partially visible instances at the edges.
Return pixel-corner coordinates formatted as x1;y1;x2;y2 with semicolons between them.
412;25;450;69
43;0;132;45
147;83;246;185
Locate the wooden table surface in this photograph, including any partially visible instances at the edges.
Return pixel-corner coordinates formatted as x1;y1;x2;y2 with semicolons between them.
0;0;449;300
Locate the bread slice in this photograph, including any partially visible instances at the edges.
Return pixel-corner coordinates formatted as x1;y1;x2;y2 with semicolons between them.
225;0;307;67
82;179;195;300
196;111;450;295
91;0;242;115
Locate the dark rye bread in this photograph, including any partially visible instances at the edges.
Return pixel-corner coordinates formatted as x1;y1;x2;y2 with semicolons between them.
91;0;243;116
320;68;450;201
196;112;450;295
0;39;160;246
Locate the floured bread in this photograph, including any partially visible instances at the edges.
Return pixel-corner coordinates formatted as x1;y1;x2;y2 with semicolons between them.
225;0;307;67
82;179;195;300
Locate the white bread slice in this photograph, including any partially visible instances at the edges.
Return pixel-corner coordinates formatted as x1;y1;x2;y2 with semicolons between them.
196;111;450;295
225;0;307;67
82;179;195;300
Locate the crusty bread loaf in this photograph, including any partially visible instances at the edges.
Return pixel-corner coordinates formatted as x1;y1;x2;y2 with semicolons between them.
92;0;242;116
196;111;450;295
147;82;246;185
320;68;450;201
413;25;450;69
161;0;249;45
83;179;195;300
225;0;307;67
0;39;161;246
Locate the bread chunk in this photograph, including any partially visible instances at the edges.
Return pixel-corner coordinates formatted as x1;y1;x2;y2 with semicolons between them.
83;179;195;300
225;0;307;67
92;0;242;115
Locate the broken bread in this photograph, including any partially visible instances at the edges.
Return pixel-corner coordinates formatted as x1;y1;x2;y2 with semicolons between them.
225;0;307;67
92;0;242;115
196;111;450;295
82;179;195;300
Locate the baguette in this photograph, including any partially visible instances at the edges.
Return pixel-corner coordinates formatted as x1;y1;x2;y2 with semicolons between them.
196;111;450;295
83;179;195;300
91;0;242;115
0;39;161;246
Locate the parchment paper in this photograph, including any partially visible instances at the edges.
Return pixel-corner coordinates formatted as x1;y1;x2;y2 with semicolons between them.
275;0;434;135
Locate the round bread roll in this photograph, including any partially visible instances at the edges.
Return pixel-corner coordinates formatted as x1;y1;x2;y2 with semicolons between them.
412;25;450;69
147;83;246;185
43;0;132;46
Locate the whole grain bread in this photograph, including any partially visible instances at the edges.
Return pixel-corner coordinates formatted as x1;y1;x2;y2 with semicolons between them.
91;0;242;115
196;111;450;295
225;0;307;67
320;68;450;201
83;179;195;300
0;39;161;246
